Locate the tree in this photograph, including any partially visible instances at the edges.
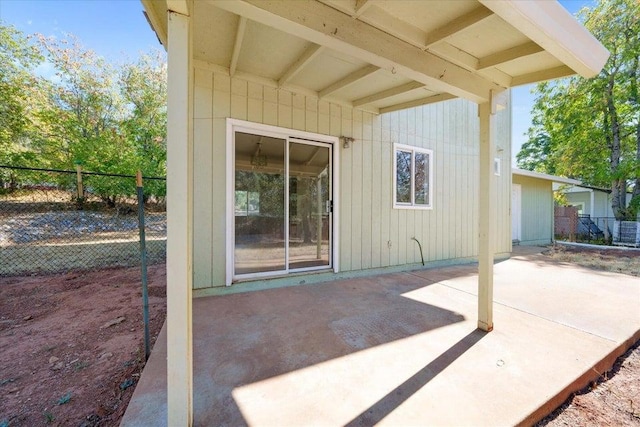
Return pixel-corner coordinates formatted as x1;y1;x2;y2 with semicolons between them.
1;24;167;205
0;24;44;186
517;0;640;219
119;51;167;199
33;35;167;204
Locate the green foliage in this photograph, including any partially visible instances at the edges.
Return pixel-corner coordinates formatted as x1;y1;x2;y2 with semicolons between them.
72;360;89;371
0;23;45;185
120;378;135;390
0;23;167;204
517;0;640;219
56;392;72;405
43;412;55;423
553;188;569;206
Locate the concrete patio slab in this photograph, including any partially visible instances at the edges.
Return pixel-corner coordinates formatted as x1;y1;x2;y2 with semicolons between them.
121;247;640;426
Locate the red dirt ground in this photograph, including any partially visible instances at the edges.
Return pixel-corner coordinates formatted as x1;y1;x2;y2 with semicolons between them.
0;265;166;426
538;341;640;426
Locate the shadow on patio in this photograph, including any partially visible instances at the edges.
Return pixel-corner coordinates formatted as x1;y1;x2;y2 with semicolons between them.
193;271;473;425
122;250;640;426
123;267;484;426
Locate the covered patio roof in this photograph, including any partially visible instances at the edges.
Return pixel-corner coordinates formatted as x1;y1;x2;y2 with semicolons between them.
140;1;609;424
143;0;608;111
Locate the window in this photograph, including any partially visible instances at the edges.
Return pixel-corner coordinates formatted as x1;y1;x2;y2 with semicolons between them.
235;190;260;216
393;144;433;209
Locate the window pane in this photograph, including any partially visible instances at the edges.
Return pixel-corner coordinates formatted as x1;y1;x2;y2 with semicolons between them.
234;132;286;274
248;192;260;215
414;152;429;205
235;191;248;216
396;150;411;203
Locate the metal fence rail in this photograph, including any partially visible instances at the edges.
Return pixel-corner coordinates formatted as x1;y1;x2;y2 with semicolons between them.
0;165;166;276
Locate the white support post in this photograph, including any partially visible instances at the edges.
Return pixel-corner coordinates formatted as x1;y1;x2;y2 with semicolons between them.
166;9;193;426
478;94;496;332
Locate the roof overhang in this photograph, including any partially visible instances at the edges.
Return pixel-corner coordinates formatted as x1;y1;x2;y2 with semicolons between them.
513;168;581;185
142;0;609;112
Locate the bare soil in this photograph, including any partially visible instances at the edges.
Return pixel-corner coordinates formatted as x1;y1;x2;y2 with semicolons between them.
538;341;640;426
0;264;166;426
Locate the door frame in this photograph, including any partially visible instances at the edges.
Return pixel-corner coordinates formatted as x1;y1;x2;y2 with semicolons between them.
226;118;340;286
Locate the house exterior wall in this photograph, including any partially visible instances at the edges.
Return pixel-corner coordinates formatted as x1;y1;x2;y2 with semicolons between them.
593;192;611;217
192;65;511;290
564;191;591;216
563;188;633;218
564;190;611;218
512;175;553;246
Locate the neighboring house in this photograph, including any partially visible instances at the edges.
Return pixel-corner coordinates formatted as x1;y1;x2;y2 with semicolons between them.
140;0;607;422
555;183;632;218
512;169;580;246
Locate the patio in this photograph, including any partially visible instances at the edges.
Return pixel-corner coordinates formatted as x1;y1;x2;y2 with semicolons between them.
122;247;640;426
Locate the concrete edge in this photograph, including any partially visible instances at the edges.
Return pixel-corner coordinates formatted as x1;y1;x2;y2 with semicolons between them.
518;328;640;426
193;252;511;298
555;240;640;252
120;321;168;427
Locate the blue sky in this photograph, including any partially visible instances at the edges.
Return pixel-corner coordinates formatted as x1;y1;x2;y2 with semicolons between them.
0;0;161;62
1;0;595;162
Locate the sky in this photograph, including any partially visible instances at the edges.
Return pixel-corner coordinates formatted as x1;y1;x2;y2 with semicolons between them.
0;0;595;163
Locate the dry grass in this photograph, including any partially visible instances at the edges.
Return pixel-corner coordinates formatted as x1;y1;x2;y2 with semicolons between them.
0;238;166;276
544;245;640;277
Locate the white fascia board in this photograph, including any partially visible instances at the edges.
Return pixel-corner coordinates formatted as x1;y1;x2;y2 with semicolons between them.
512;168;581;185
167;0;190;16
141;0;168;47
479;0;609;79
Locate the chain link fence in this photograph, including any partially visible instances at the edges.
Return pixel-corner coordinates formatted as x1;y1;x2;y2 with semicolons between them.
0;165;166;276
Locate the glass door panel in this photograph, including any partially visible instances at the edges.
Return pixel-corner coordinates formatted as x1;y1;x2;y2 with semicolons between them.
288;141;331;270
234;132;286;275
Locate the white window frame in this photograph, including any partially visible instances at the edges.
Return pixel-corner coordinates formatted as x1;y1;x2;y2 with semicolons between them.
393;143;433;210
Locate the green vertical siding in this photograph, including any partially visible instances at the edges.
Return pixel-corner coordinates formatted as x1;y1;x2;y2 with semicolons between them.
193;66;511;289
512;175;553;245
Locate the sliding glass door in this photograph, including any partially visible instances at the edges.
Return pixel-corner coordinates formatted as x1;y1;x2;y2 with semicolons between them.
233;132;332;279
288;139;331;270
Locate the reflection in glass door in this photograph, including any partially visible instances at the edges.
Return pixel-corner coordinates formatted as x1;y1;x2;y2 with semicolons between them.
233;132;332;279
234;132;286;275
288;140;331;270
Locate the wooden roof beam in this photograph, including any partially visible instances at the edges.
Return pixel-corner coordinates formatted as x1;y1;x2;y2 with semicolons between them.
379;93;456;114
477;41;544;70
353;0;375;18
511;65;575;86
352;81;425;107
425;6;493;48
479;0;609;78
210;0;502;103
318;64;379;98
230;17;247;76
278;44;324;86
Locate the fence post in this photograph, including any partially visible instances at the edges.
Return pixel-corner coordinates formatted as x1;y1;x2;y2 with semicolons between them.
76;165;84;209
136;171;151;361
